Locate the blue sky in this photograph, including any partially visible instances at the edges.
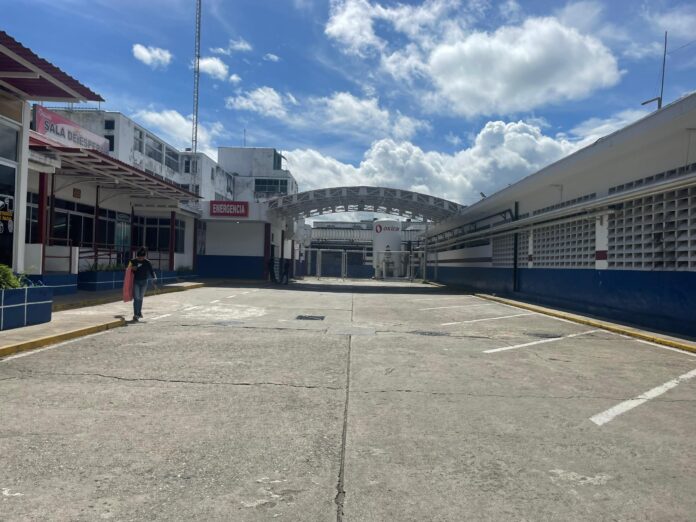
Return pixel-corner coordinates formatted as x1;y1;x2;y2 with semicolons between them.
4;0;696;205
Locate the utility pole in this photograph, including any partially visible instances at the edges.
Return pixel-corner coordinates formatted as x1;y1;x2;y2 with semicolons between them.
642;31;667;110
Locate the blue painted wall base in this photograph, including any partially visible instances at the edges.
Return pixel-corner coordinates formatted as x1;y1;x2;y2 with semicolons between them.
197;255;265;279
1;287;53;331
434;266;696;338
27;274;78;295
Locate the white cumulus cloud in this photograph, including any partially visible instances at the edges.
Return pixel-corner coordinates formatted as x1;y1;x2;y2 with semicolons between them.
226;87;289;119
263;53;280;62
286;119;578;203
226;88;429;142
325;1;622;117
425;17;621;117
132;109;226;161
210;38;253;55
198;57;229;81
229;73;242;84
132;44;172;69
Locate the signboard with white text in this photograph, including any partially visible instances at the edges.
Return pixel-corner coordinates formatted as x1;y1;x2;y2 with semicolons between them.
34;105;109;153
209;200;249;217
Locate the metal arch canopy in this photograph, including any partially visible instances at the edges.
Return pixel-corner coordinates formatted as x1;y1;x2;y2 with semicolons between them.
266;186;465;222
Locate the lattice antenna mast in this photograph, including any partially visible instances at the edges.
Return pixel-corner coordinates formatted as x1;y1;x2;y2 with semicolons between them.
191;0;202;156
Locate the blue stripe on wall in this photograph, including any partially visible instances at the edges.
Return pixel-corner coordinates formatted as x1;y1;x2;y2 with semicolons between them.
434;266;696;338
197;255;265;279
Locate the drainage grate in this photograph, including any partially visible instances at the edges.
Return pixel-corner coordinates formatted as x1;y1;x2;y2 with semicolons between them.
296;315;325;321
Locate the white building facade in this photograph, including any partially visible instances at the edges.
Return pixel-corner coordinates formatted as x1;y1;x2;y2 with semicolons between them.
426;92;696;338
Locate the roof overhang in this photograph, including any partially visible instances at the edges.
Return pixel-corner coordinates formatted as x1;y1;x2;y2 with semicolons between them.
0;30;103;102
29;138;199;203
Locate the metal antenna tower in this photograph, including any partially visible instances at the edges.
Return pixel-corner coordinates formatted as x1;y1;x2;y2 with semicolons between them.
191;0;201;197
642;31;668;110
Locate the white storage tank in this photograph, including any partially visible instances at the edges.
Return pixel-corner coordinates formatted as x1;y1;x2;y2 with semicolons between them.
373;219;402;277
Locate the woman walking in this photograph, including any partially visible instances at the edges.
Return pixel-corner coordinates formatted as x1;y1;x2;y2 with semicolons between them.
128;247;157;322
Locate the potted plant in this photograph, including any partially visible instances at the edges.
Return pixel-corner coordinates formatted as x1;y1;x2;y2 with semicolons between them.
0;264;53;331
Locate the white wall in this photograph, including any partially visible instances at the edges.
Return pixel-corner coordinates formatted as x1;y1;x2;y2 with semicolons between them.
205;221;264;256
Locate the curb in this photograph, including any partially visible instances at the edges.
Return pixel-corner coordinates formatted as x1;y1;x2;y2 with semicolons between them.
53;283;205;312
474;293;696;355
0;318;126;359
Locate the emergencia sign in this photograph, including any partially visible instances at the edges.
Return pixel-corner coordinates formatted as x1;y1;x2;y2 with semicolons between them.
210;200;249;217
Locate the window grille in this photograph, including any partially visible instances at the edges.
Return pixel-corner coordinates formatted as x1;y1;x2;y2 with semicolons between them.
533;219;595;268
517;231;529;266
608;186;696;270
491;231;530;268
492;234;515;267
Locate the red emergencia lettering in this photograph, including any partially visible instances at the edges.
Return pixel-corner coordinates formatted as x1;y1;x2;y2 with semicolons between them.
210;201;249;217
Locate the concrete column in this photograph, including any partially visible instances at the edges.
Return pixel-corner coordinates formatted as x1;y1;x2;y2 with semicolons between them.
192;218;199;272
263;223;271;280
12;101;30;273
93;185;100;265
595;214;609;270
527;229;534;268
38;171;48;274
168;211;176;271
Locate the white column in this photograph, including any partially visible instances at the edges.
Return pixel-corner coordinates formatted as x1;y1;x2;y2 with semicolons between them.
12;102;30;273
595;214;609;270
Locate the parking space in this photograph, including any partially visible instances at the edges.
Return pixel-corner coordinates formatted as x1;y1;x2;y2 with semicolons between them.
1;278;694;520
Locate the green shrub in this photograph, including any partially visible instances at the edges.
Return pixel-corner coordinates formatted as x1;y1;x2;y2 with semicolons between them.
0;264;22;289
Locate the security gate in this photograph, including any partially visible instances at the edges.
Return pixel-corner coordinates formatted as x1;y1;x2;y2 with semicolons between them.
302;248;429;280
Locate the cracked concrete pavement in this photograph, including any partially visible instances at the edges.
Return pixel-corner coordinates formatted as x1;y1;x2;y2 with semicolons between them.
1;279;695;521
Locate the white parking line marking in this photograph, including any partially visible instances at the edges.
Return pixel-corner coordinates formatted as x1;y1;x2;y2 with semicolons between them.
1;331;110;362
471;296;579;325
414;297;479;302
419;304;498;311
618;335;696;358
483;329;601;354
441;313;534;326
151;314;171;320
183;306;200;311
590;368;696;426
211;300;220;303
226;295;237;299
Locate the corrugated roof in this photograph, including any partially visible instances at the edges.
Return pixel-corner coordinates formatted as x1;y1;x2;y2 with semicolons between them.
0;30;103;102
30;139;199;202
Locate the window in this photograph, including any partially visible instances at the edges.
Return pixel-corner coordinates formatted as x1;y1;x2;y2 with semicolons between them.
0;123;18;162
52;211;68;241
175;219;185;253
104;119;115;130
183;158;190;173
211;166;215;181
25;206;38;244
134;129;144;153
69;214;83;246
104;135;115;152
273;151;282;170
165;147;180;171
145;135;163;163
254;178;288;194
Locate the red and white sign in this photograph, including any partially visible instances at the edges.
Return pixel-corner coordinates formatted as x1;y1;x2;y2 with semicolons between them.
34;105;109;153
210;200;249;217
375;224;400;233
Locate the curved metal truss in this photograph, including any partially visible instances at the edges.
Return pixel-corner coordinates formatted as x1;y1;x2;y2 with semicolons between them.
266;186;465;222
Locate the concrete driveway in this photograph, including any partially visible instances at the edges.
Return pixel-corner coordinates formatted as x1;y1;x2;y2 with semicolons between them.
1;279;694;521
